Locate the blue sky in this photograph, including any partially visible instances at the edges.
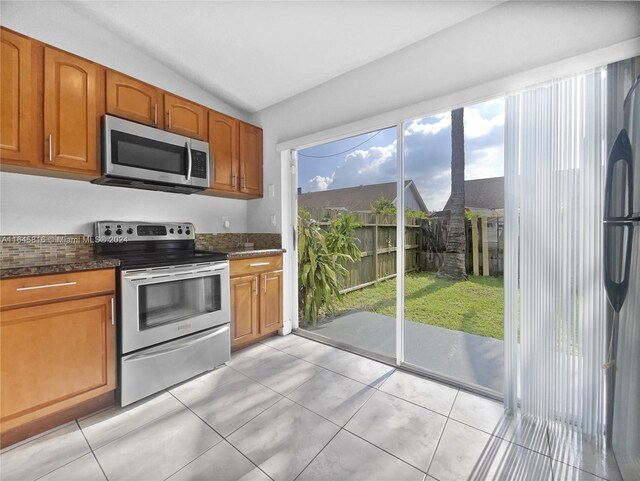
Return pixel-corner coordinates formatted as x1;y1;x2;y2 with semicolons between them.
298;97;504;211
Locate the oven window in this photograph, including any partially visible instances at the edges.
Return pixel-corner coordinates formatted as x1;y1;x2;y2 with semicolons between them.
112;130;187;175
138;275;221;330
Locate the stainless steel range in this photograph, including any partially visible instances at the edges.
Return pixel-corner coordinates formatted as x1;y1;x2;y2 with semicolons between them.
94;221;230;406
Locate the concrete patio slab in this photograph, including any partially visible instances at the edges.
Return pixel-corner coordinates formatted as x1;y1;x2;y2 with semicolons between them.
302;310;503;393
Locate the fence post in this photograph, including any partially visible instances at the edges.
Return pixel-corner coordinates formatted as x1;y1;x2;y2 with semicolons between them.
481;216;490;276
472;217;480;276
373;214;379;281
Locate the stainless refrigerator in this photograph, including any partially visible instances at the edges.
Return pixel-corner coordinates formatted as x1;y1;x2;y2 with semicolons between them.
606;63;640;481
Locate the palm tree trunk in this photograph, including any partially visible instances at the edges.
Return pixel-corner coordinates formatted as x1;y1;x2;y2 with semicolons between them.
438;108;467;280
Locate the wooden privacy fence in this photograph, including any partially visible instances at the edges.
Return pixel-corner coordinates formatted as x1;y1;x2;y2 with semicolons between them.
419;215;504;276
303;207;503;294
305;207;420;293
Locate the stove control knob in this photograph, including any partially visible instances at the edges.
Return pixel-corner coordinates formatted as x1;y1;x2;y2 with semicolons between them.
169;228;174;234
185;229;191;235
104;229;112;236
115;228;123;235
178;228;183;234
127;228;134;235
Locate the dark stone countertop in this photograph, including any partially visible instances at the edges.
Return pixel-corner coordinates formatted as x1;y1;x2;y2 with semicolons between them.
205;248;286;259
1;255;121;279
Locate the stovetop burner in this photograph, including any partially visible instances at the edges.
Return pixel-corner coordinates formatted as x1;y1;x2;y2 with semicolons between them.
93;221;228;269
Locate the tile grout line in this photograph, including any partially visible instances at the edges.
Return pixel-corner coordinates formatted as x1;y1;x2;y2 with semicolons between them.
76;420;110;481
293;370;433;480
424;390;459;478
29;421;104;481
165;389;274;481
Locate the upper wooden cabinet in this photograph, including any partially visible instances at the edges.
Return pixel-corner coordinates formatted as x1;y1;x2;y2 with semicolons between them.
43;47;103;175
209;110;239;193
164;93;207;141
0;29;40;166
239;122;263;197
0;27;265;195
106;70;162;128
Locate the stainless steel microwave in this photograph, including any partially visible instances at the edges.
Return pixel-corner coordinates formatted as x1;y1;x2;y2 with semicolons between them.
92;115;210;194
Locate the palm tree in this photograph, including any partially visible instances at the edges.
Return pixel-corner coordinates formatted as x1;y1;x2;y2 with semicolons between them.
437;108;467;280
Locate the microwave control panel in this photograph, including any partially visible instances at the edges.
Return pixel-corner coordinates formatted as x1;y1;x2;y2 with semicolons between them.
191;150;207;179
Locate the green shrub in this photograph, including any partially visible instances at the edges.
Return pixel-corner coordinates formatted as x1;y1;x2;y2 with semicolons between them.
298;209;361;326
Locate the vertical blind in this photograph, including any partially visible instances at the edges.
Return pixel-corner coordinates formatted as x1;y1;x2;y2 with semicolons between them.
504;69;608;437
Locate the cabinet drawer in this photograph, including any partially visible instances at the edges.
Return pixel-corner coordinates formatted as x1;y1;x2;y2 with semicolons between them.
1;269;115;309
230;255;282;277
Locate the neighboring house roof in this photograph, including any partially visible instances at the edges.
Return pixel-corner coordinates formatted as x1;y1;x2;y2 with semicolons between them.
298;180;428;213
443;176;504;211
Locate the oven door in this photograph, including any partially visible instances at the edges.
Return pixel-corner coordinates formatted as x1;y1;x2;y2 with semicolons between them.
120;262;230;353
103;115;209;189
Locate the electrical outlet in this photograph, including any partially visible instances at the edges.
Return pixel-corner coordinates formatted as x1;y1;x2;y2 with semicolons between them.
221;216;230;229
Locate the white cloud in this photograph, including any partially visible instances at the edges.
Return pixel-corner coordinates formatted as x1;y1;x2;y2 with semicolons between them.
465;145;504;180
464;107;504;139
404;114;450;137
307;174;334;191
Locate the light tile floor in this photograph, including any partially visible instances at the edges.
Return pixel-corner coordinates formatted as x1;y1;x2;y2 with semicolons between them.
0;335;623;481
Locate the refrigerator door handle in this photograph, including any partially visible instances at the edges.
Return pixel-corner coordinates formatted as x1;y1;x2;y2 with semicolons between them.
604;129;633;221
604;222;633;313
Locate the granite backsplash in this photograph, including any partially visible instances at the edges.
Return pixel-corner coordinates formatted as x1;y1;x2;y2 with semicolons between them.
0;233;282;264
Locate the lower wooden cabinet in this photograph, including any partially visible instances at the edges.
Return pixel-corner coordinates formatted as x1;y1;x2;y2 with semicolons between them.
230;255;283;350
0;269;116;447
230;274;259;347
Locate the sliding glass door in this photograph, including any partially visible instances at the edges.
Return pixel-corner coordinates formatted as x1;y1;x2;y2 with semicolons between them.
292;99;506;396
296;127;398;360
401;100;505;395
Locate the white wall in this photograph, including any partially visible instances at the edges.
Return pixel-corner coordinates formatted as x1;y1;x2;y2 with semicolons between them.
0;172;246;235
250;1;640;234
0;1;251;235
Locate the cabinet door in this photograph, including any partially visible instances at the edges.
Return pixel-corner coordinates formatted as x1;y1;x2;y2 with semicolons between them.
260;270;283;334
106;70;162;128
0;29;39;165
230;275;259;348
0;295;116;431
239;122;263;197
208;110;239;192
43;47;103;174
165;93;207;141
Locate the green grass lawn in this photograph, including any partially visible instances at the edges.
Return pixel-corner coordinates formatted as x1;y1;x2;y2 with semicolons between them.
336;272;505;340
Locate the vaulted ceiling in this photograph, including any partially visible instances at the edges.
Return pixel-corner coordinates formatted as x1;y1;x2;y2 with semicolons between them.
69;1;502;113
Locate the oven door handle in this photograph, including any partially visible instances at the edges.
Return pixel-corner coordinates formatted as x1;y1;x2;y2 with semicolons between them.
123;264;228;282
125;325;229;361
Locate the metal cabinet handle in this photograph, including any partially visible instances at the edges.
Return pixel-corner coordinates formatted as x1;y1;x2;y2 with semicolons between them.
47;134;52;161
111;297;115;325
263;274;267;293
16;281;77;291
254;276;258;295
168;110;172;130
249;262;270;267
153;104;158;125
186;142;192;181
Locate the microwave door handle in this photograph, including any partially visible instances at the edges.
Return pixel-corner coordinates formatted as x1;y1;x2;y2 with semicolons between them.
186;142;192;181
604;129;633;221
